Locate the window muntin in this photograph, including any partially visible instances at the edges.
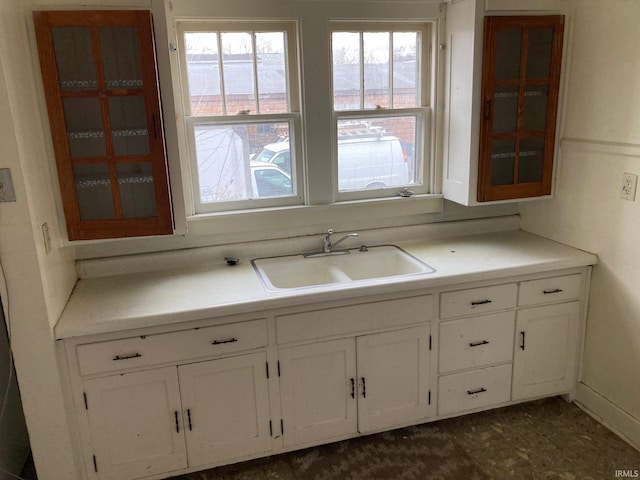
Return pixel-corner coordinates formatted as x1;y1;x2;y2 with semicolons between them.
178;22;301;212
331;23;429;198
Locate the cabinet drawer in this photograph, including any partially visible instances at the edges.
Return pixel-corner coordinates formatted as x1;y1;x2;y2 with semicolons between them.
438;364;512;416
276;295;433;344
439;311;515;374
77;319;268;376
518;274;582;307
440;283;517;319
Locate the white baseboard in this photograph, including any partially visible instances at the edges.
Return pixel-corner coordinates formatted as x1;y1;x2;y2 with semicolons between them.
574;382;640;452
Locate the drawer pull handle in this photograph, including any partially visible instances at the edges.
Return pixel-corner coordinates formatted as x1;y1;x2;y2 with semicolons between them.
361;377;366;398
211;337;238;346
520;331;526;350
174;411;180;433
187;409;192;431
350;378;355;399
112;353;142;361
469;340;490;347
543;288;563;294
467;387;487;395
471;299;492;306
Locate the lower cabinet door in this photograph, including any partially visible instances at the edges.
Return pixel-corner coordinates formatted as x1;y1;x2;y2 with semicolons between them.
512;301;580;400
356;326;430;433
279;338;358;447
178;352;272;467
84;367;187;480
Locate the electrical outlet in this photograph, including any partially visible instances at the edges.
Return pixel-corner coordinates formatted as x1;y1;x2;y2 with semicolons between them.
0;168;17;202
621;173;638;201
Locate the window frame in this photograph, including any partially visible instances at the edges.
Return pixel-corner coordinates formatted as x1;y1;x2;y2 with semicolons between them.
330;21;433;201
175;20;304;213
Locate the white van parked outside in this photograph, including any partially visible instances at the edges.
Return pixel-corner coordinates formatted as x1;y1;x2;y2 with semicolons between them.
253;130;410;191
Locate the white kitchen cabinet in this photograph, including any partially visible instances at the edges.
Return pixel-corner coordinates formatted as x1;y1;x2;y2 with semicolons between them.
83;367;187;480
512;301;580;399
278;338;358;447
178;352;272;467
81;334;272;479
278;325;430;447
442;0;567;205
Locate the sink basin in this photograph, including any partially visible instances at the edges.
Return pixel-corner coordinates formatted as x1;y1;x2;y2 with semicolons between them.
251;245;435;291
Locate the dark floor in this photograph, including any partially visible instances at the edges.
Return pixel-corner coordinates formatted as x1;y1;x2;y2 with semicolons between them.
22;397;640;480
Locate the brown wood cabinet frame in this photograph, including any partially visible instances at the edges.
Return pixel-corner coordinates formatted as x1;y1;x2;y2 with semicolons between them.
33;10;173;240
477;15;564;202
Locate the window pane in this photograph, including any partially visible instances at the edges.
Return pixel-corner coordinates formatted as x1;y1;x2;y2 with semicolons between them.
363;32;389;109
337;116;418;192
332;32;361;111
256;32;288;113
194;121;293;203
393;32;419;108
221;32;256;114
185;32;223;116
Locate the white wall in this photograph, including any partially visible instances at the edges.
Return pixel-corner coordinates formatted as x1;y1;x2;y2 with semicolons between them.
520;0;640;431
0;1;78;478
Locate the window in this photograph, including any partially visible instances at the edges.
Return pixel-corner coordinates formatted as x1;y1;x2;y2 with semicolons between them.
331;23;431;199
173;12;438;222
177;22;301;213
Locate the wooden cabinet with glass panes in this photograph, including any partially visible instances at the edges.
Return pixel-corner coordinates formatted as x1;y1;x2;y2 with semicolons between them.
477;15;564;202
34;10;173;240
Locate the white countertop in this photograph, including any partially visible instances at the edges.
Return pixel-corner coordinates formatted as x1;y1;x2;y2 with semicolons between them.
55;230;598;339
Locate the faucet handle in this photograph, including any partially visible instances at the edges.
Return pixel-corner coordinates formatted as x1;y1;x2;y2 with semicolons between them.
326;228;333;235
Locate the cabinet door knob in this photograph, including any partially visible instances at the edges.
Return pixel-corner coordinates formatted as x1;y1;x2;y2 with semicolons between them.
174;411;180;433
350;378;355;399
520;331;526;351
361;377;366;398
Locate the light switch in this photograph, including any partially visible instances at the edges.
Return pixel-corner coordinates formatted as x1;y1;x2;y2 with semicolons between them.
0;168;17;203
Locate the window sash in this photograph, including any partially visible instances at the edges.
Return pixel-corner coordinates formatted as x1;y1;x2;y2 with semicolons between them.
333;107;431;201
187;113;303;214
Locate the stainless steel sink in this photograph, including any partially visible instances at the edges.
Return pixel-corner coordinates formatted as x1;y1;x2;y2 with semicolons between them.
251;245;435;291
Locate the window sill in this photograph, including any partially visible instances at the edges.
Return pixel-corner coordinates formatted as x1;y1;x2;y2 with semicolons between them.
186;194;444;236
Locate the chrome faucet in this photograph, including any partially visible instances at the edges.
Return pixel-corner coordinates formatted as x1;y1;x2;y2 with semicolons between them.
323;229;358;253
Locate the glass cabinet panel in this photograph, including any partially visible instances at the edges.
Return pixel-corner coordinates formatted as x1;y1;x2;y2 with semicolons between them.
527;28;553;78
494;28;521;81
523;85;549;132
117;163;157;218
63;98;106;158
108;96;150;156
493;86;519;135
52;27;97;90
73;164;115;220
518;137;545;183
490;139;516;186
100;26;143;89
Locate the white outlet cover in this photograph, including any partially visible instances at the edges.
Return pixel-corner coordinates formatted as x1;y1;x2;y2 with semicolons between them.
621;173;638;201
